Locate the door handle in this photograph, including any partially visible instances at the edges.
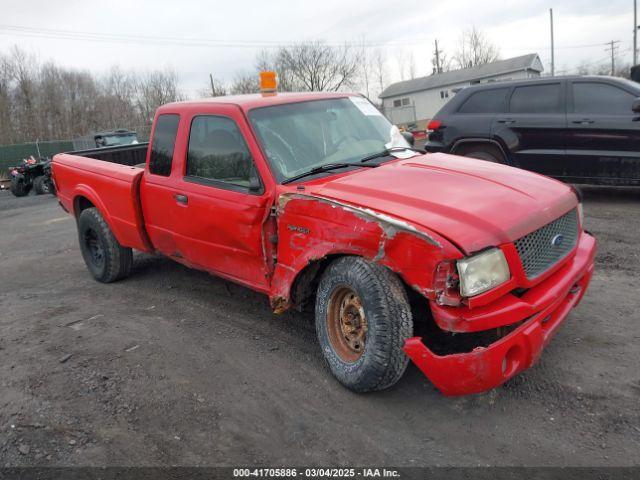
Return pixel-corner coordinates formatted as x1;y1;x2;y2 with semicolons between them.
571;119;594;124
173;193;188;205
496;118;516;124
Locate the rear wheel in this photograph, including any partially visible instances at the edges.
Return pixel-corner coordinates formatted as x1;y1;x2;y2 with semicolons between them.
315;257;413;392
33;175;50;194
78;207;133;283
455;143;505;164
10;176;30;197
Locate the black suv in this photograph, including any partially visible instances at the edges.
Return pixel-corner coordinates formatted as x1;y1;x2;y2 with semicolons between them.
425;76;640;186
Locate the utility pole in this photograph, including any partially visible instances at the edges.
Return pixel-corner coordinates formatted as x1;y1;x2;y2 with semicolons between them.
634;0;638;65
605;40;621;75
550;8;555;76
209;73;216;97
434;39;441;74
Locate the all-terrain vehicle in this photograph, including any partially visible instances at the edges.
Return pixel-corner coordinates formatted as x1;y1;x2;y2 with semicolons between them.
9;156;55;197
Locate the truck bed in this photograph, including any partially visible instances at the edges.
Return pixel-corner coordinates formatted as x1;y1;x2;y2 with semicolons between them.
65;142;149;167
52;150;152;253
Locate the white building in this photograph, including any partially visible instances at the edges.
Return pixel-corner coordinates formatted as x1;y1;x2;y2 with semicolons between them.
379;54;544;128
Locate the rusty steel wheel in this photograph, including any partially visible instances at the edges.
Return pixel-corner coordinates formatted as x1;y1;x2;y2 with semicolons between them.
327;286;368;363
315;257;413;393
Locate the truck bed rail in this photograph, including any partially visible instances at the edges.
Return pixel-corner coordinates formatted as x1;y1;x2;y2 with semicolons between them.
65;142;149;167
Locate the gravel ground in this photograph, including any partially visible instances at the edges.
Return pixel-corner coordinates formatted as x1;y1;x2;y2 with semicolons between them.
0;187;639;467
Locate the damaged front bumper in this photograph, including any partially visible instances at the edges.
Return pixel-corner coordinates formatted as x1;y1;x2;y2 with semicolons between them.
403;232;596;396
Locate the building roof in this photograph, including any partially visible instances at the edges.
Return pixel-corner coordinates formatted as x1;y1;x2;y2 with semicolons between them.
379;53;543;99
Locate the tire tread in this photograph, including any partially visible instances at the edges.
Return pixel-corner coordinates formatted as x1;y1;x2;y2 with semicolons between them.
78;208;133;283
315;256;413;392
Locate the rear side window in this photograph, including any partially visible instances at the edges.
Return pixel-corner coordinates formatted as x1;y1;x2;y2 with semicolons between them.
573;82;635;114
458;88;509;113
186;116;259;191
149;114;180;176
510;84;562;114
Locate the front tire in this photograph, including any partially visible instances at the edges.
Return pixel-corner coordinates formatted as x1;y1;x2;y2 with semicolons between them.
315;257;413;392
33;175;49;195
78;208;133;283
455;144;505;164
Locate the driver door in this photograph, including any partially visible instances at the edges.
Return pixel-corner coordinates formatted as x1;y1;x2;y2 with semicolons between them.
169;108;274;291
566;79;640;182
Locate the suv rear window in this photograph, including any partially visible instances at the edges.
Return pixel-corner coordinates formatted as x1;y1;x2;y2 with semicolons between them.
458;88;509;113
509;84;562;114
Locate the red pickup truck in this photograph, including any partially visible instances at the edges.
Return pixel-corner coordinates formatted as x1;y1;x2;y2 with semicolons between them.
52;92;596;395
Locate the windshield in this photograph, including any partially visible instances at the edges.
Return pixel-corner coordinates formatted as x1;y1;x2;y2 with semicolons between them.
248;97;410;183
101;134;138;147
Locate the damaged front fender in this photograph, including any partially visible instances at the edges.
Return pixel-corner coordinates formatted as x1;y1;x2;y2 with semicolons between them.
268;192;461;311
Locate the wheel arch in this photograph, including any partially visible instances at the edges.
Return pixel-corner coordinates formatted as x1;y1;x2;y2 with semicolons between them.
451;138;510;164
71;187;123;245
289;253;419;314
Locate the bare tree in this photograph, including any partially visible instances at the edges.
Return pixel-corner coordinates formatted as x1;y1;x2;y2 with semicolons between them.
199;76;227;98
396;50;408;81
0;53;15;143
454;27;500;69
0;45;187;145
358;38;375;99
135;69;183;124
100;67;138;128
255;49;297;92
229;72;259;94
259;42;361;92
407;51;417;80
371;49;388;99
431;48;453;74
11;46;38;141
574;60;630;78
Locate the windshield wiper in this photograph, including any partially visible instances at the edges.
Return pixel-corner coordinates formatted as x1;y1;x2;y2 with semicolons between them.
360;146;425;163
281;162;377;185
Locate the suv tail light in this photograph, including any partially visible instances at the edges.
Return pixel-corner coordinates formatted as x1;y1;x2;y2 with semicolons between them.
427;120;442;131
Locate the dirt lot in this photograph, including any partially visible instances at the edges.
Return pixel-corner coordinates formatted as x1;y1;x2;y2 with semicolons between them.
0;187;639;467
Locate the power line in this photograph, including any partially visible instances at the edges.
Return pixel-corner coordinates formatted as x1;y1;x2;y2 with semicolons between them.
0;24;426;49
0;24;625;51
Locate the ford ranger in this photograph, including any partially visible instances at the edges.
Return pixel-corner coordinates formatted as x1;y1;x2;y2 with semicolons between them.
52;91;596;395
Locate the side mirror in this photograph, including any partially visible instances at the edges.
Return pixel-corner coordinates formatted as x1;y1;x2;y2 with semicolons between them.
632;97;640;113
248;176;262;193
401;131;415;147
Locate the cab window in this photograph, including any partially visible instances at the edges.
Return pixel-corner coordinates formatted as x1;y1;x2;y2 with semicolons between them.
186;116;260;192
149;114;180;176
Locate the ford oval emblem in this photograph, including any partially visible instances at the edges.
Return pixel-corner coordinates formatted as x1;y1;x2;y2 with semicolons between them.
551;234;564;247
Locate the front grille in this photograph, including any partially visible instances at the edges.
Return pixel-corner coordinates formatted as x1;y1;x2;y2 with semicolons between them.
515;209;579;280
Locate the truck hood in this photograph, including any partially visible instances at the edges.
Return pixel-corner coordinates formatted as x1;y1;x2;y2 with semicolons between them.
306;153;578;254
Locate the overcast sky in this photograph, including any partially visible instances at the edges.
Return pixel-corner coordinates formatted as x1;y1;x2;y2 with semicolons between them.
0;0;636;97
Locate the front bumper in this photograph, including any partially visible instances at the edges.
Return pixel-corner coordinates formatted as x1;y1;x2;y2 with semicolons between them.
403;232;596;396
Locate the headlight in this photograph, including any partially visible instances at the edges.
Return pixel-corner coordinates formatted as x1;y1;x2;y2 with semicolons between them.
457;248;510;297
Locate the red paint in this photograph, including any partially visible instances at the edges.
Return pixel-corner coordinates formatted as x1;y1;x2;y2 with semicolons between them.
404;234;595;395
52;92;597;396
